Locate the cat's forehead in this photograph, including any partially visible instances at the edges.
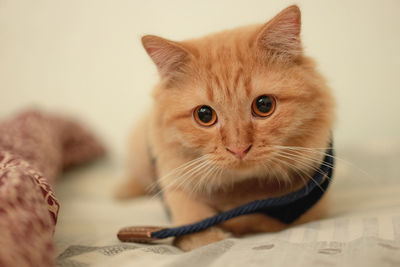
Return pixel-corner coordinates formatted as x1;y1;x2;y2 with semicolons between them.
184;29;258;101
179;25;310;103
191;26;259;66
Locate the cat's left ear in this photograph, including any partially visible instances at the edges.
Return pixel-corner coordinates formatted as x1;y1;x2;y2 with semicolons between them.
256;5;302;58
142;35;193;80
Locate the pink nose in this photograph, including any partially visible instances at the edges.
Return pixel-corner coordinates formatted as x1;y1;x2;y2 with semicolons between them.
226;144;252;159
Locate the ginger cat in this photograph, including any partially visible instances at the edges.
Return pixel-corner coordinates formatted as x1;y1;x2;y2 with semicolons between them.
116;5;335;251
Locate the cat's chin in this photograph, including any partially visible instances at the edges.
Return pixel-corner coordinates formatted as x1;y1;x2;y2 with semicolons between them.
221;160;262;176
217;163;266;186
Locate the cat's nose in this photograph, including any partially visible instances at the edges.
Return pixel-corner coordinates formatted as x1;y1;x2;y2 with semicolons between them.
226;144;252;159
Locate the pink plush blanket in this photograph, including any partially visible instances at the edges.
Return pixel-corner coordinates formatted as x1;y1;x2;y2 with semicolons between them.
0;110;105;267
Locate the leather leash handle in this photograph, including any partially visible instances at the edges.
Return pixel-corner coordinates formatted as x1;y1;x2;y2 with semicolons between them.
117;226;164;243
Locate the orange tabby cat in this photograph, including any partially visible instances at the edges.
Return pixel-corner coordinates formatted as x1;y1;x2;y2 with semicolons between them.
116;5;335;251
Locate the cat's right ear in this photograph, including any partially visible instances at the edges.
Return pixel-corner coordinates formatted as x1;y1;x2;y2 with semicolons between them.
255;5;302;59
142;35;191;79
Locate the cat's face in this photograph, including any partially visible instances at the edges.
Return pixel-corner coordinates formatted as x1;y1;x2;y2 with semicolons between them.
145;6;334;183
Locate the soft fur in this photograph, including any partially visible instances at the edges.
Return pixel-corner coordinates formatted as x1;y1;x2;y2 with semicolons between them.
116;5;335;251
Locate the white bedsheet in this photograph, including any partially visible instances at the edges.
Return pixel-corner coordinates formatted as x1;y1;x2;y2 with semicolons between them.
54;144;400;267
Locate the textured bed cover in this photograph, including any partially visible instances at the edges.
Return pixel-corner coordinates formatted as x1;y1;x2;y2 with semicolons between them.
54;143;400;267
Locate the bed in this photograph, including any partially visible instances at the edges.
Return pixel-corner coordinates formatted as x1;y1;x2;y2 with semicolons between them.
54;142;400;267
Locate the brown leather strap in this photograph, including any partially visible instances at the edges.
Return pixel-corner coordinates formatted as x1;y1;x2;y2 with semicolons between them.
117;226;164;243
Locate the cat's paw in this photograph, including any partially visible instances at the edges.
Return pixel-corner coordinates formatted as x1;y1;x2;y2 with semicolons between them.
173;227;230;252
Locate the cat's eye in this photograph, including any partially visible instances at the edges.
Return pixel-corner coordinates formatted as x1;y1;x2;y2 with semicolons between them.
252;95;276;117
193;105;217;126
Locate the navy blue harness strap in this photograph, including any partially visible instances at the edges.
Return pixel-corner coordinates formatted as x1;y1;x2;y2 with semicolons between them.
149;145;334;239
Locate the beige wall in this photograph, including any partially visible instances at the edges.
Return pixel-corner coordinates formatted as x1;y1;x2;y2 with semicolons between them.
1;0;399;158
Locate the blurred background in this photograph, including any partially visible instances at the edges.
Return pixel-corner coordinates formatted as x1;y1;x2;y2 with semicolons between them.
1;0;399;162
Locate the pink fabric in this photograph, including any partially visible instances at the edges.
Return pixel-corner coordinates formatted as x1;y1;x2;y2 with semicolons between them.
0;110;105;267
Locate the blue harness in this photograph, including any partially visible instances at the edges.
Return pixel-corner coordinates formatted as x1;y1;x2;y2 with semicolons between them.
117;144;334;243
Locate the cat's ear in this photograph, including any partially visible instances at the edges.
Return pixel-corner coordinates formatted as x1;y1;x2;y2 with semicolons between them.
256;5;302;58
142;35;191;79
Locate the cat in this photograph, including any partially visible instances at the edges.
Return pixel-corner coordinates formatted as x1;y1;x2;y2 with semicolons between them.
116;5;335;251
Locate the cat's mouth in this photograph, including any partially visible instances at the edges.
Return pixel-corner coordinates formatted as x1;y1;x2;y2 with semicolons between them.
209;147;269;171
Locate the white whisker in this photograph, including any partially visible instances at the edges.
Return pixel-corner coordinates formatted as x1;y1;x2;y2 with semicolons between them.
273;153;325;193
169;160;211;193
272;145;373;180
146;155;208;192
191;164;214;194
275;150;328;178
274;147;334;169
151;157;211;199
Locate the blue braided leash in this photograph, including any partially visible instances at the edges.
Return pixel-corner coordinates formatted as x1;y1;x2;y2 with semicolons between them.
150;144;334;239
117;144;334;242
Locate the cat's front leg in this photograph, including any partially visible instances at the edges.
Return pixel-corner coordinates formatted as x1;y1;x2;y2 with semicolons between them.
114;116;155;199
173;226;230;252
163;189;230;251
